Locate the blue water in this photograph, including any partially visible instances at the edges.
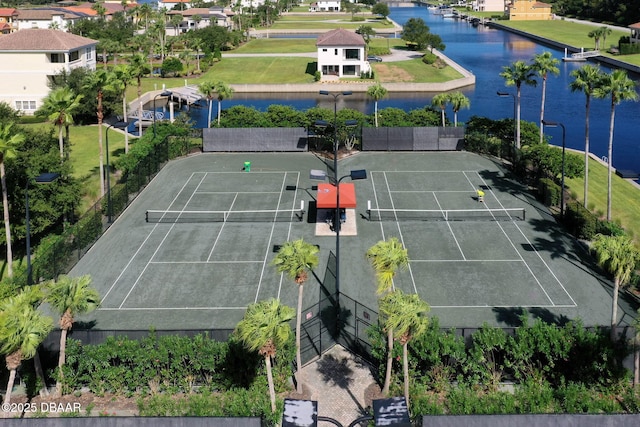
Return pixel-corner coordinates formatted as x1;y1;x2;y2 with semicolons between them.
161;5;640;174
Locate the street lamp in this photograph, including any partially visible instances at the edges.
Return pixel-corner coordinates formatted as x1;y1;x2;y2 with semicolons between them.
542;120;566;219
26;172;60;286
105;121;129;223
153;90;172;138
311;168;367;315
497;91;517;149
319;90;353;181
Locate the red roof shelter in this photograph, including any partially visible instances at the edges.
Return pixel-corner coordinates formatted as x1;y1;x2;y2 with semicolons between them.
316;183;357;209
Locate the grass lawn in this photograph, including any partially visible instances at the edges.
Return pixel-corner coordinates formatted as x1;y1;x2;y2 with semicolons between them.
564;156;640;243
499;20;640;66
269;21;391;30
373;58;463;83
233;39;317;53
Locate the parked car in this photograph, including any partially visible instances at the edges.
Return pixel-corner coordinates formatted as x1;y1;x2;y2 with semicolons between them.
367;55;383;62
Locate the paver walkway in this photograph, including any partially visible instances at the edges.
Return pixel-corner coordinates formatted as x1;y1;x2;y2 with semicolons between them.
300;345;381;426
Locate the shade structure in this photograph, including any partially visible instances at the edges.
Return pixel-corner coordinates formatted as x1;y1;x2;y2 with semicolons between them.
316;183;357;209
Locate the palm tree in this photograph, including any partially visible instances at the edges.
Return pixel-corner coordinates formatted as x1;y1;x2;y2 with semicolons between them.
46;275;100;394
235;299;294;412
0;295;53;405
0;123;24;278
379;289;430;409
591;234;640;341
367;83;388;128
588;26;611;50
569;64;604;209
431;93;449;127
129;53;151;136
215;82;235;127
198;81;216;128
593;69;638;220
83;69;112;197
531;51;560;144
272;238;319;394
38;87;83;159
448;91;470;127
366;237;409;395
500;60;537;149
110;65;135;153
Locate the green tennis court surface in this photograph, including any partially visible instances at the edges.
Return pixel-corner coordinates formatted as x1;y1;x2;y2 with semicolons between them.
69;152;629;331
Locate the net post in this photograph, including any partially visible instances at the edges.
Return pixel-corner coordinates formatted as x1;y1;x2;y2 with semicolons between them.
523;208;526;221
300;200;305;221
367;200;371;221
145;210;149;223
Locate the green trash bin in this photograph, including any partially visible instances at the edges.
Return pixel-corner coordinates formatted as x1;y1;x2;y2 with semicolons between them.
244;161;251;172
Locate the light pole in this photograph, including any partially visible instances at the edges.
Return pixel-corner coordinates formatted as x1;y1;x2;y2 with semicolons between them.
153;90;172;138
26;172;60;286
105;121;129;223
542;120;566;219
319;90;353;181
497;91;516;149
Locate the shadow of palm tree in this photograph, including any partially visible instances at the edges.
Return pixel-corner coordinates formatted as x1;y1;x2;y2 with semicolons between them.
316;354;365;414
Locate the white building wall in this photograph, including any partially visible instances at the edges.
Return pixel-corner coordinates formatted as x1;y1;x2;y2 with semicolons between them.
0;47;96;114
317;45;365;77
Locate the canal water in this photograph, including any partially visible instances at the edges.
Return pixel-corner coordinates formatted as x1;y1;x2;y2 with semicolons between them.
169;5;640;174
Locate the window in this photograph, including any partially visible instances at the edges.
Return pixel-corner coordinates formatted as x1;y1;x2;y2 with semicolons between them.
85;47;93;60
15;101;37;111
50;53;64;63
345;49;359;60
334;49;338;55
69;50;79;62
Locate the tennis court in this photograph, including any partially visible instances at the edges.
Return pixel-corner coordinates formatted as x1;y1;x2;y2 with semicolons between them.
69;152;623;331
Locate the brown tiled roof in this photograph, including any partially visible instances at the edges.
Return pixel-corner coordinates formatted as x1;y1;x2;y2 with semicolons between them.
16;8;90;20
316;28;365;47
0;8;18;16
0;28;97;51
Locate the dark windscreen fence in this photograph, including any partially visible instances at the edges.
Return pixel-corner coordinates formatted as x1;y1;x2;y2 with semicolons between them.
421;414;640;427
203;128;309;152
145;205;305;223
362;127;464;151
366;204;526;222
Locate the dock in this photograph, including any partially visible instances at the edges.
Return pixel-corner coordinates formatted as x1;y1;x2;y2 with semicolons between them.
563;48;600;62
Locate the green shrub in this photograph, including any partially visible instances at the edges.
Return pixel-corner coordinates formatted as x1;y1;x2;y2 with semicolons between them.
314;71;321;81
596;219;626;237
538;178;560;206
564;201;597;239
422;53;438;64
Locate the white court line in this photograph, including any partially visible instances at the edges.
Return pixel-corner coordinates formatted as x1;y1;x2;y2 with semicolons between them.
150;260;263;264
429;304;577;309
474;172;556;306
411;259;522;263
433;192;466;261
101;172;204;303
100;306;248;311
206;192;238;262
118;174;208;309
276;172;301;300
383;171;418;295
197;191;283;194
391;190;482;193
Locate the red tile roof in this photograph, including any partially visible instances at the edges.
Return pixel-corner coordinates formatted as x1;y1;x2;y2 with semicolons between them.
317;28;365;47
0;8;18;16
0;28;97;51
630;22;640;30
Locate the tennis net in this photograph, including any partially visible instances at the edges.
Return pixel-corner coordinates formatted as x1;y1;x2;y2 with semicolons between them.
366;202;525;222
146;201;305;223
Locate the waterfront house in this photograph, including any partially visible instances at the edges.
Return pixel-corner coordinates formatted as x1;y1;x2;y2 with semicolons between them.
508;0;552;21
630;22;640;45
0;29;97;114
316;28;367;78
309;1;341;12
471;0;505;13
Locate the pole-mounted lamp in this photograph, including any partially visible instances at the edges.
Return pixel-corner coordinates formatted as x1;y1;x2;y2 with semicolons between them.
26;172;60;286
541;120;566;219
497;91;517;148
105;121;129;223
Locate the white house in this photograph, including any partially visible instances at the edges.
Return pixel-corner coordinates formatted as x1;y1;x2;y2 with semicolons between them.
159;0;192;11
0;29;97;114
14;8;92;31
309;1;341;12
316;28;367;78
166;7;233;33
471;0;506;13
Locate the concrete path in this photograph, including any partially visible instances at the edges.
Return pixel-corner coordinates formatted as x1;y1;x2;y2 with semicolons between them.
300;345;381;426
